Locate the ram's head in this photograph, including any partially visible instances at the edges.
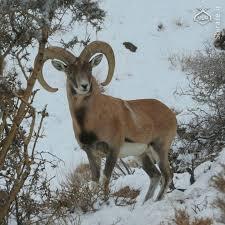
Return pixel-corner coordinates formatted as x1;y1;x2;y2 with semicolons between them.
37;41;115;94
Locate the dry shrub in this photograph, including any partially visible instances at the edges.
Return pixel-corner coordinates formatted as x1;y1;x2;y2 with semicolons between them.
31;163;99;224
165;209;213;225
173;210;190;225
0;0;106;223
0;190;9;214
52;163;104;214
53;162;139;215
211;164;225;222
213;198;225;222
74;163;91;181
211;165;225;193
112;186;140;206
169;43;225;184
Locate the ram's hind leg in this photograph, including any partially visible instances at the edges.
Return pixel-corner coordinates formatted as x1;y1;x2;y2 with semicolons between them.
141;153;161;202
157;158;172;201
151;141;173;201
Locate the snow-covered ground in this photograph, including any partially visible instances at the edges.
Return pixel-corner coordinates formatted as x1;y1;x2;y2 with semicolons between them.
31;0;225;224
78;149;225;225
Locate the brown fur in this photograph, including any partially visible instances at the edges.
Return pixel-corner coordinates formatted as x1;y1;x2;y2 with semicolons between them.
38;42;177;202
67;77;176;149
66;76;177;201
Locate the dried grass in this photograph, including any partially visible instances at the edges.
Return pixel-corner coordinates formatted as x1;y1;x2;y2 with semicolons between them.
112;186;140;206
211;164;225;222
163;209;213;225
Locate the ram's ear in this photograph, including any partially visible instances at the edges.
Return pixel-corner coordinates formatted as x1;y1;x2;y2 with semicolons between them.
51;60;67;71
90;54;103;68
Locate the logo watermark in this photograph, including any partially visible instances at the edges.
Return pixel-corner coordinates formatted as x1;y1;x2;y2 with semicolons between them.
215;6;222;32
194;8;212;25
193;6;222;31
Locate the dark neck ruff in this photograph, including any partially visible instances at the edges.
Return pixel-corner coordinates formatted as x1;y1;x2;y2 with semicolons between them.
70;86;77;95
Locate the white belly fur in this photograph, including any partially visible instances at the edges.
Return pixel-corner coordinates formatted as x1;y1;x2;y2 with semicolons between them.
119;143;160;163
119;142;148;158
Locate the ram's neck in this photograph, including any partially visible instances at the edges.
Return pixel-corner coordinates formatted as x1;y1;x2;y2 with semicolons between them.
90;77;102;96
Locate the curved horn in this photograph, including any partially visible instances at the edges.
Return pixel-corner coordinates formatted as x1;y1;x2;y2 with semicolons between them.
79;41;115;86
36;47;77;92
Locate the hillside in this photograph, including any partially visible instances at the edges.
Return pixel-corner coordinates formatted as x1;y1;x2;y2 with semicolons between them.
27;0;225;224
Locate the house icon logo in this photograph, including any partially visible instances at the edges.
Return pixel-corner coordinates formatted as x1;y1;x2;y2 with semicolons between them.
194;8;212;25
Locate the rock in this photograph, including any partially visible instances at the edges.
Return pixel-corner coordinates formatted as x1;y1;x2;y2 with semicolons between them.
123;42;137;53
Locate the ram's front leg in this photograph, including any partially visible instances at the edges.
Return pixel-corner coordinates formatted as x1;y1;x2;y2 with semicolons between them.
85;149;101;189
101;150;118;199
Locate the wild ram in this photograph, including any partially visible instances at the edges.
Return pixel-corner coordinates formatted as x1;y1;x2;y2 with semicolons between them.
36;41;177;201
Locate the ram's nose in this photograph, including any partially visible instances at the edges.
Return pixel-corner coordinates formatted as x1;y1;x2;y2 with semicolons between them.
81;84;88;90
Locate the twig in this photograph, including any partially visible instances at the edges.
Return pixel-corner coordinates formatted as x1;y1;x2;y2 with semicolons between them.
31;106;48;160
15;49;28;80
